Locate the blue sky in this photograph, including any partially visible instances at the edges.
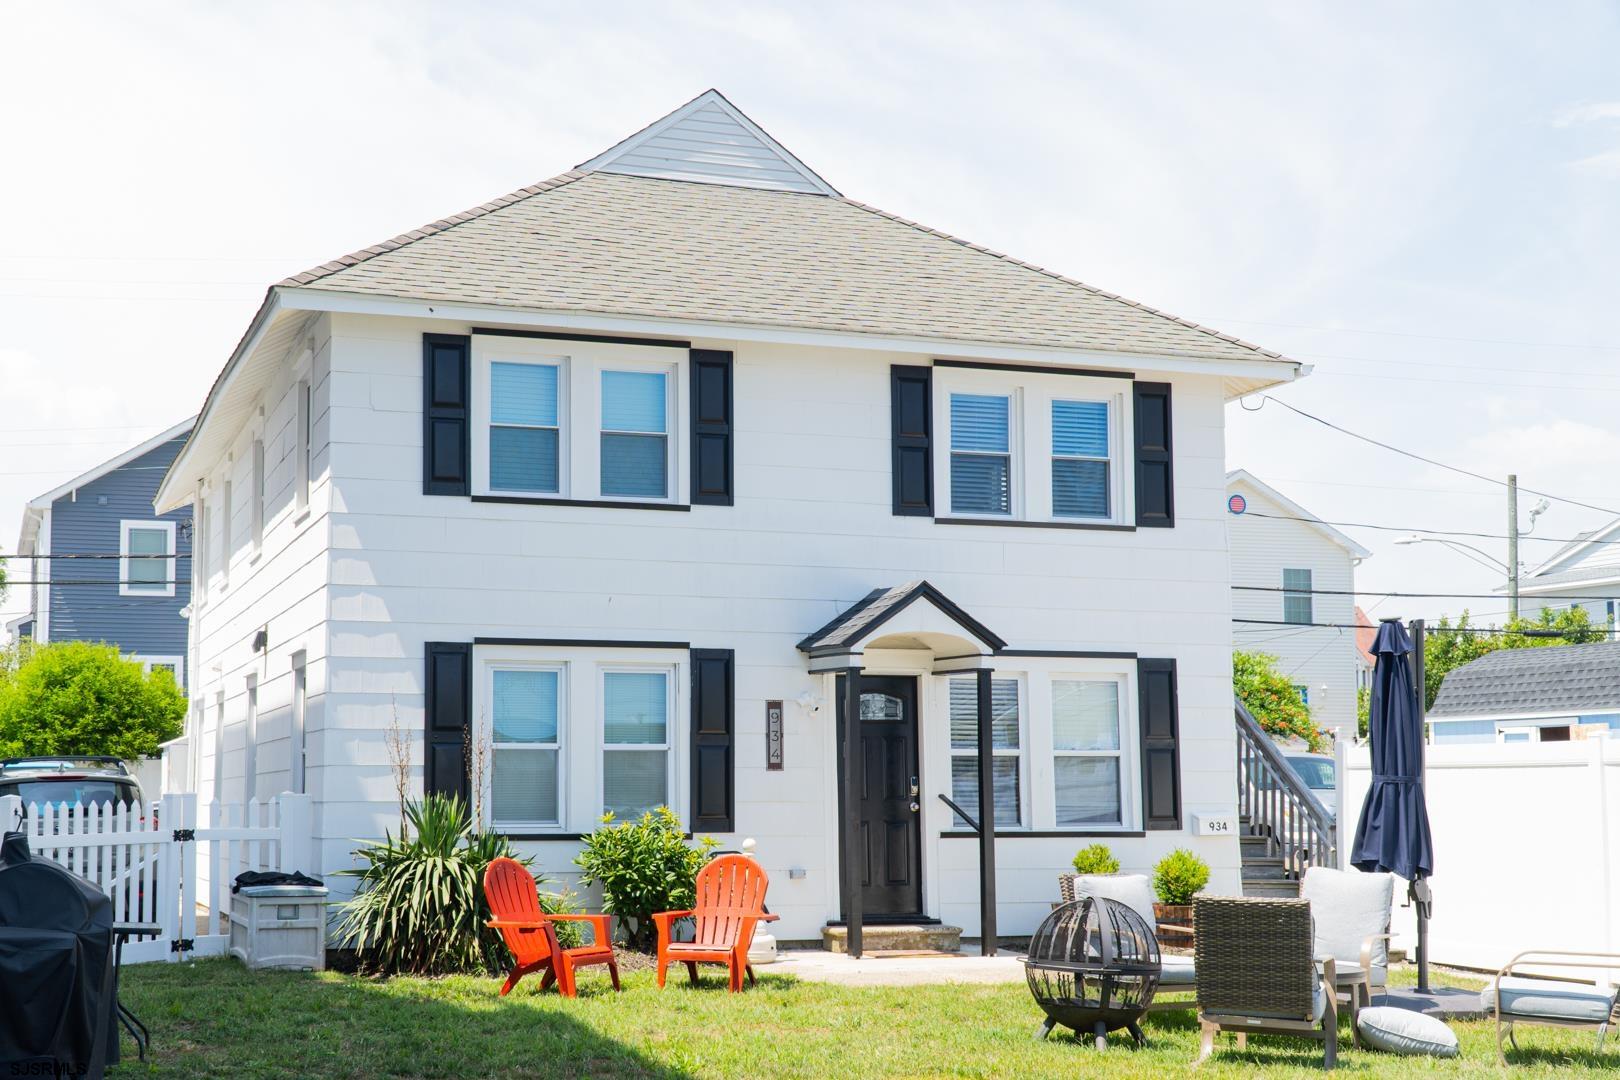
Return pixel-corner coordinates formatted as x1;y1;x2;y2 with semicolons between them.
3;1;1620;630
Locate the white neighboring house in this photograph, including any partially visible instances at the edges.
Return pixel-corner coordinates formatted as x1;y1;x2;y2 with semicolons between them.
1226;470;1369;736
151;90;1305;947
1514;517;1620;633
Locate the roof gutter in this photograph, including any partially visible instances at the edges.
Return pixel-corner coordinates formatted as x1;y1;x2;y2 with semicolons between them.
154;288;284;513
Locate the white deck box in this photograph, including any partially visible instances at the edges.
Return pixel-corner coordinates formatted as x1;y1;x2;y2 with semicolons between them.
229;884;329;971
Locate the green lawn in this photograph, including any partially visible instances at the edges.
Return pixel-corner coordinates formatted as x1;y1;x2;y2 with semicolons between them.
111;959;1616;1078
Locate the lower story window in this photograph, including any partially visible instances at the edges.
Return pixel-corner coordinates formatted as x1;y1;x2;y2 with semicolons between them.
948;677;1022;828
491;668;561;827
1052;678;1124;826
602;670;671;819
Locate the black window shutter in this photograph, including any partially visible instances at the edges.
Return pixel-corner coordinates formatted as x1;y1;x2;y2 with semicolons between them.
1133;381;1174;527
422;334;471;496
1137;658;1182;830
424;642;471;802
689;350;734;505
890;365;933;515
689;648;735;832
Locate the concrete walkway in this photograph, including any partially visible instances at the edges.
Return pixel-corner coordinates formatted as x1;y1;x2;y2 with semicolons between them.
767;948;1026;987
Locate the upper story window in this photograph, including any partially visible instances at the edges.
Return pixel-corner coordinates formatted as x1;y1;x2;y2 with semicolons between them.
1283;568;1313;624
489;361;561;493
472;338;683;504
120;520;175;597
949;394;1012;515
1052;400;1110;519
600;371;670;499
936;369;1128;525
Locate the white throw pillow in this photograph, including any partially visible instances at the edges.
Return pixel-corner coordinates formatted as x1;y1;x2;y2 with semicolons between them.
1355;1006;1459;1057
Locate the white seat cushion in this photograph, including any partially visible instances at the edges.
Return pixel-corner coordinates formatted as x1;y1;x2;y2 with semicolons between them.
1159;954;1197;987
1301;867;1394;983
1481;977;1620;1023
1065;874;1157;933
1356;1006;1459;1057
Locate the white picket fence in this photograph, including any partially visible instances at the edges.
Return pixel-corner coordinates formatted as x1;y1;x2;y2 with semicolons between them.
0;791;313;964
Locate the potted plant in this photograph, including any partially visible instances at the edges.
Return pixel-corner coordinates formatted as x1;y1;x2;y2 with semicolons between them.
1152;848;1210;951
1071;843;1120;876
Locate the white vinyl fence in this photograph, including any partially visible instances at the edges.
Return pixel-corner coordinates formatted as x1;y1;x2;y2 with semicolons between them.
0;791;312;964
1338;737;1620;975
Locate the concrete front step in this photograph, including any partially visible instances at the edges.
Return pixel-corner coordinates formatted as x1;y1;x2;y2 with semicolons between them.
821;924;962;954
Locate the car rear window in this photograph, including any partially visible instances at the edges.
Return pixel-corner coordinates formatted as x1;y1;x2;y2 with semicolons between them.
1286;757;1335;790
2;779;140;810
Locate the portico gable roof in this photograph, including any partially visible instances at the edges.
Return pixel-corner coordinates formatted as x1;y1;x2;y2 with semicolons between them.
797;580;1007;658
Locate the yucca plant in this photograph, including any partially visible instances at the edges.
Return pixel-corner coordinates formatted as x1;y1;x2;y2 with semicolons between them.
335;793;575;975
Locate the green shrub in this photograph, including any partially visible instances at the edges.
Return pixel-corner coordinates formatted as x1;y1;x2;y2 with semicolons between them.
1153;848;1211;905
575;806;718;951
0;640;185;759
1070;843;1120;876
335;794;576;974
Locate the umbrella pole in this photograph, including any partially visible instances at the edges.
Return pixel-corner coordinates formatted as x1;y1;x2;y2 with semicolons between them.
1410;618;1431;994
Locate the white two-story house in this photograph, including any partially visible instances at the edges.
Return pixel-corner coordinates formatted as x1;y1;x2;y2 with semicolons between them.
152;90;1303;951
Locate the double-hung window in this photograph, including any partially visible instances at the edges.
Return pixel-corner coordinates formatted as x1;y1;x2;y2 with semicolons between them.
1052;678;1125;826
490;361;562;494
1052;400;1111;518
602;670;671;819
600;371;669;499
1283;568;1313;624
491;668;562;827
120;520;175;597
948;677;1022;828
950;393;1012;515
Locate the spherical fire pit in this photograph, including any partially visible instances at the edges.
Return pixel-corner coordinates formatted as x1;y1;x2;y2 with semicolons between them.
1023;896;1161;1048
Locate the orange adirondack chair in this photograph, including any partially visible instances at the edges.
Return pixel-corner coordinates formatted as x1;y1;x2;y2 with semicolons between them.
483;856;621;998
653;853;779;992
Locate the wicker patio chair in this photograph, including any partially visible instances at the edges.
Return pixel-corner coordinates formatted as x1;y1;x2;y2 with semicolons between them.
1060;873;1196;1012
1194;895;1338;1069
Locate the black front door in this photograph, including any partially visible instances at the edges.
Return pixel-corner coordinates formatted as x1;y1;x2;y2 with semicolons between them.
838;674;923;918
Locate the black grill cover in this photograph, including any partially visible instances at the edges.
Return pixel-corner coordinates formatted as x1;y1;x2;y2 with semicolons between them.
0;831;115;1079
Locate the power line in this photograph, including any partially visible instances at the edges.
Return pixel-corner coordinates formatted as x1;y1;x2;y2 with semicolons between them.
1250;396;1620;516
1233;618;1573;635
1235;584;1620;602
1240;510;1608;546
10;554;185;560
1210;316;1620;353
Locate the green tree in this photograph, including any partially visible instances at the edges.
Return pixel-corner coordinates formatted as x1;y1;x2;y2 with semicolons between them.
1422;607;1604;710
0;640;185;760
1233;650;1324;751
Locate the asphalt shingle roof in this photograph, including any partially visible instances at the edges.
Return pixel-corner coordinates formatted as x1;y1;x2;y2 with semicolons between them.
1429;641;1620;718
282;171;1291;366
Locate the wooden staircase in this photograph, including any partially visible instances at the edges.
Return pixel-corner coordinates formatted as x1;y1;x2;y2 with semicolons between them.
1234;700;1338;897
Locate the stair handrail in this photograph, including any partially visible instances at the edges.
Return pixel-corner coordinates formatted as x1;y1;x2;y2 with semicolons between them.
1234;697;1337;873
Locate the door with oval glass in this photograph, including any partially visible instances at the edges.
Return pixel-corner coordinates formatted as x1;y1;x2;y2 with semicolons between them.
837;674;923;919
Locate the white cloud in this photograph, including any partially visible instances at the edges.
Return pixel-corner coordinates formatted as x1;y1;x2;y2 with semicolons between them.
1554;102;1620;127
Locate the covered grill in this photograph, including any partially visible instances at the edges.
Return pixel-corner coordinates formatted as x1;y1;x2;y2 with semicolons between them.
1023;896;1161;1048
0;830;117;1079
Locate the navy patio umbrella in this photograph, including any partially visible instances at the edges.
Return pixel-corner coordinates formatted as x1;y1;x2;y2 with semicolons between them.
1350;617;1436;989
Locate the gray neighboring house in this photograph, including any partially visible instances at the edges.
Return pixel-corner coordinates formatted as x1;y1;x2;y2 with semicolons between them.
9;419;195;689
1429;640;1620;745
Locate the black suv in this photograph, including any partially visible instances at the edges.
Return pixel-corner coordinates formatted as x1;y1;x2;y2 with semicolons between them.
0;756;145;813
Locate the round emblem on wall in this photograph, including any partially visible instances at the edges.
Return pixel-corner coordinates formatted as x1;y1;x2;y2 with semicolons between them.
1228;494;1247;515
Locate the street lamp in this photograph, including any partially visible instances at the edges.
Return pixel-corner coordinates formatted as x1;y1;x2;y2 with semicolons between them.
1391;535;1509;575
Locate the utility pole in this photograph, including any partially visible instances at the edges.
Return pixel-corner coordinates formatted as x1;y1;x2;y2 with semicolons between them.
1507;474;1519;621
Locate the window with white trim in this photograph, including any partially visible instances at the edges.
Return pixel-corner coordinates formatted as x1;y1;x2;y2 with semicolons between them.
250;438;264;551
489;361;562;494
220;477;232;588
1052;678;1126;827
490;667;563;827
602;669;672;819
119;520;175;597
296;379;312;513
600;370;670;499
1283;568;1313;624
290;652;307;795
948;677;1023;828
135;655;184;687
1051;399;1111;519
937;369;1129;524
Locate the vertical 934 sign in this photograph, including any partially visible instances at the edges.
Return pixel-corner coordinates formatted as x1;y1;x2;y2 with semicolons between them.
765;700;784;771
